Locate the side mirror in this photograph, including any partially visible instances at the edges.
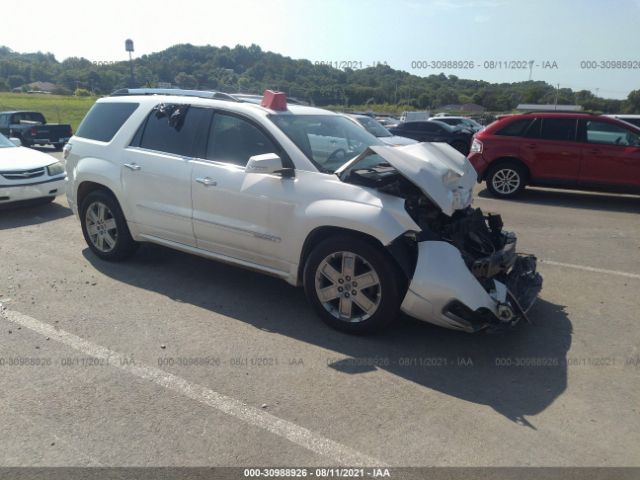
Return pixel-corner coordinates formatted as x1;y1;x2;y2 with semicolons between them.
9;137;21;146
245;153;293;177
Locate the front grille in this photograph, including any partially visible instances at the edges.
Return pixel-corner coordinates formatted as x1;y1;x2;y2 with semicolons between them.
1;167;45;180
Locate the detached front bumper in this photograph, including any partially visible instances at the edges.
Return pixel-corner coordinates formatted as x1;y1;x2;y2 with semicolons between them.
400;240;542;333
0;177;66;204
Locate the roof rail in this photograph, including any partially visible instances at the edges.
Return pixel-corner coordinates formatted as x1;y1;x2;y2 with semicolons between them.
110;88;240;102
517;110;597;115
229;92;309;106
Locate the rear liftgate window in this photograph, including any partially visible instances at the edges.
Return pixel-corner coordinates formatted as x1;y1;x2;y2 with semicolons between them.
76;102;139;142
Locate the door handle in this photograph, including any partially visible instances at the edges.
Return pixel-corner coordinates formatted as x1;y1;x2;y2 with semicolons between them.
123;163;141;171
195;177;217;186
560;151;571;156
525;143;537;149
589;149;601;155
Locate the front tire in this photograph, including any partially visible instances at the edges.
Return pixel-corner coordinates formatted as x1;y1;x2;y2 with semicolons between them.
485;162;527;198
303;235;402;334
80;190;138;261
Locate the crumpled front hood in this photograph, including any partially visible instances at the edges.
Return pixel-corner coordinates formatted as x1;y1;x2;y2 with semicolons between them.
379;135;418;146
340;142;477;216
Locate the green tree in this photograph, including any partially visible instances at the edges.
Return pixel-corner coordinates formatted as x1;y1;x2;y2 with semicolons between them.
7;74;25;89
174;72;198;89
624;89;640;113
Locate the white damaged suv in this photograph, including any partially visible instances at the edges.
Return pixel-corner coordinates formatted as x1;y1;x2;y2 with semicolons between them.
65;89;542;333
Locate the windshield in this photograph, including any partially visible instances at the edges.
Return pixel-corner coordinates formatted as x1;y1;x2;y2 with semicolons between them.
270;114;383;173
0;133;17;148
355;116;393;138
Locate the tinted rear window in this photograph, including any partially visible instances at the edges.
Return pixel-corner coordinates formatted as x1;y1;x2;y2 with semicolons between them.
496;118;532;136
76;102;139;142
11;112;46;124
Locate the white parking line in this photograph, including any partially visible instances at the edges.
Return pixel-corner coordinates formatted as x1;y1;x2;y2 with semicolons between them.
1;307;385;467
541;260;640;280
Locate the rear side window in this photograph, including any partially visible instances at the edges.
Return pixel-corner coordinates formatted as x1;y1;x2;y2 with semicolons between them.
539;118;577;141
76;103;139;142
139;104;209;156
496;118;532;136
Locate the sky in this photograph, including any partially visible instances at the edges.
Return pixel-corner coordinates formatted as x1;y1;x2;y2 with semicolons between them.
3;0;639;99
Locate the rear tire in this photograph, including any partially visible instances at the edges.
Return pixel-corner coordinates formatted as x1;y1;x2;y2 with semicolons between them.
485;162;527;198
52;143;63;151
80;190;138;261
303;235;402;334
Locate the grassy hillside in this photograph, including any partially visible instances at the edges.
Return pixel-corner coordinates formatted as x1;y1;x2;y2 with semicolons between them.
0;92;96;131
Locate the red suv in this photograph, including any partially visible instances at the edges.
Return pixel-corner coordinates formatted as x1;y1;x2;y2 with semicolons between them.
468;112;640;198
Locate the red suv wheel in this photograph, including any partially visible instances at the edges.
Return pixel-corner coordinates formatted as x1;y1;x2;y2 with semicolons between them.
485;162;527;198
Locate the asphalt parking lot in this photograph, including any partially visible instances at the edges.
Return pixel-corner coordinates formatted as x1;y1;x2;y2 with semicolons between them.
1;150;639;467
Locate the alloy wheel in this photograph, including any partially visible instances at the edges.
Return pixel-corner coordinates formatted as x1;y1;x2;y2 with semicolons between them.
492;168;521;195
85;201;118;253
314;251;382;323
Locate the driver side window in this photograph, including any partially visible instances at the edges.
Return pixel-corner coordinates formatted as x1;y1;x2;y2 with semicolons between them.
586;121;640;146
206;113;278;166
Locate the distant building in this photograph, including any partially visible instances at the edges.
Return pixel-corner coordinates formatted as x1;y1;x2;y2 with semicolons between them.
440;103;486;113
516;104;583;112
26;81;57;93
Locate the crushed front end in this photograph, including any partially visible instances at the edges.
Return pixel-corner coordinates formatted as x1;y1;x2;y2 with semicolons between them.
400;205;543;332
339;144;543;332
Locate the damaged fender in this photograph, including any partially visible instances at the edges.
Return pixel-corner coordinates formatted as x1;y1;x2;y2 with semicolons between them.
401;240;542;332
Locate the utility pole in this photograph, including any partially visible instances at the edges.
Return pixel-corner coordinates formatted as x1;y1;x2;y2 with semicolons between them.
125;39;135;88
554;83;560;109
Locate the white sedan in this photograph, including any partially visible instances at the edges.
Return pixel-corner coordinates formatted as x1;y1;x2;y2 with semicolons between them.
0;134;66;205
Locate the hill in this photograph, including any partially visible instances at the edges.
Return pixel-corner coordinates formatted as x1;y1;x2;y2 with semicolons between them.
0;44;638;113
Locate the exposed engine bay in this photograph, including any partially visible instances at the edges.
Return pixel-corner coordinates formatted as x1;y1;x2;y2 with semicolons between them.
342;162;543;331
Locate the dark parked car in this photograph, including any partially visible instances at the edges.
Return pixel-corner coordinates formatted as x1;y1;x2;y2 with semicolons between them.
388;120;473;154
0;111;72;151
429;116;484;132
468;112;640;198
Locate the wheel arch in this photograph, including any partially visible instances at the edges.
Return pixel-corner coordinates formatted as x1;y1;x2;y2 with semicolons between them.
296;226;414;288
73;157;130;219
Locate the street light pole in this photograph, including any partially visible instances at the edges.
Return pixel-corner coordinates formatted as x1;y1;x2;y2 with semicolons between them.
125;39;135;88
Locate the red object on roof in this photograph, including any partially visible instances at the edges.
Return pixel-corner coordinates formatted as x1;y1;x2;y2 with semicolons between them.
261;90;287;111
